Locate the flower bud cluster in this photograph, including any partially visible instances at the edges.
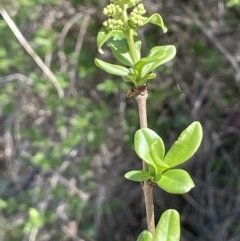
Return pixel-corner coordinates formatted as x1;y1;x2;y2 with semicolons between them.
103;3;122;17
102;1;146;31
129;3;146;28
103;18;124;31
103;3;124;31
133;3;146;15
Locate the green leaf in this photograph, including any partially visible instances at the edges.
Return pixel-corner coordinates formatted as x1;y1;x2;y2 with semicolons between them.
147;73;156;80
32;152;50;171
122;74;137;83
108;32;141;63
97;28;123;54
136;230;153;241
107;35;133;66
164;121;203;167
0;199;7;209
227;0;240;7
155;209;180;241
142;13;168;33
144;46;176;77
156;169;195;194
29;208;45;228
136;72;157;86
135;128;164;172
95;58;130;76
124;170;153;182
150;141;168;171
133;46;176;81
150;139;165;161
134;35;142;61
134;54;164;78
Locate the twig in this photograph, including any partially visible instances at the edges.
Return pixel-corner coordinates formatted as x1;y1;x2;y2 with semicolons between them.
29;226;39;241
173;1;240;84
69;13;92;95
58;13;84;50
58;12;83;73
49;169;89;201
58;9;95;73
135;88;155;237
0;8;64;98
0;73;32;84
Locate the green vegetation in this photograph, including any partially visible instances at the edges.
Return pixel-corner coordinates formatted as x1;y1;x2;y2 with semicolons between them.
0;0;239;241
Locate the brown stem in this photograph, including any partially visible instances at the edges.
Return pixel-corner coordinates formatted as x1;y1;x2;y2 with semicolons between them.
135;88;155;238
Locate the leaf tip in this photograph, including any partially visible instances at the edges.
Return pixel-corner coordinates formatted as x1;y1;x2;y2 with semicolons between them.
163;26;168;33
191;121;203;137
98;48;104;54
94;58;99;66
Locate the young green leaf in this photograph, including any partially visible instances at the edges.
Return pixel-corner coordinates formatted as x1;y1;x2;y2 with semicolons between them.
134;55;164;79
155;209;180;241
97;28;123;54
150;141;168;171
121;68;138;84
134;35;142;61
109;32;141;63
150;140;165;162
146;72;156;80
164;121;203;167
136;230;153;241
108;37;133;66
134;128;164;172
142;46;176;78
142;13;168;33
124;170;153;182
137;73;157;86
95;58;130;76
122;74;137;83
147;45;176;71
156;169;195;194
133;46;176;80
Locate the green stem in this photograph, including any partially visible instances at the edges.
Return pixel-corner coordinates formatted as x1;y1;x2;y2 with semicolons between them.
136;89;155;238
122;4;138;64
126;28;138;63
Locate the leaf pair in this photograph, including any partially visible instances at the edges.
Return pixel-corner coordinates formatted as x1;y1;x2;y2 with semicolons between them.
95;44;176;86
125;121;203;194
136;209;180;241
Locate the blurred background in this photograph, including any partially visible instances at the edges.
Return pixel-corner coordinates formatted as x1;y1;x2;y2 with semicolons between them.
0;0;240;240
